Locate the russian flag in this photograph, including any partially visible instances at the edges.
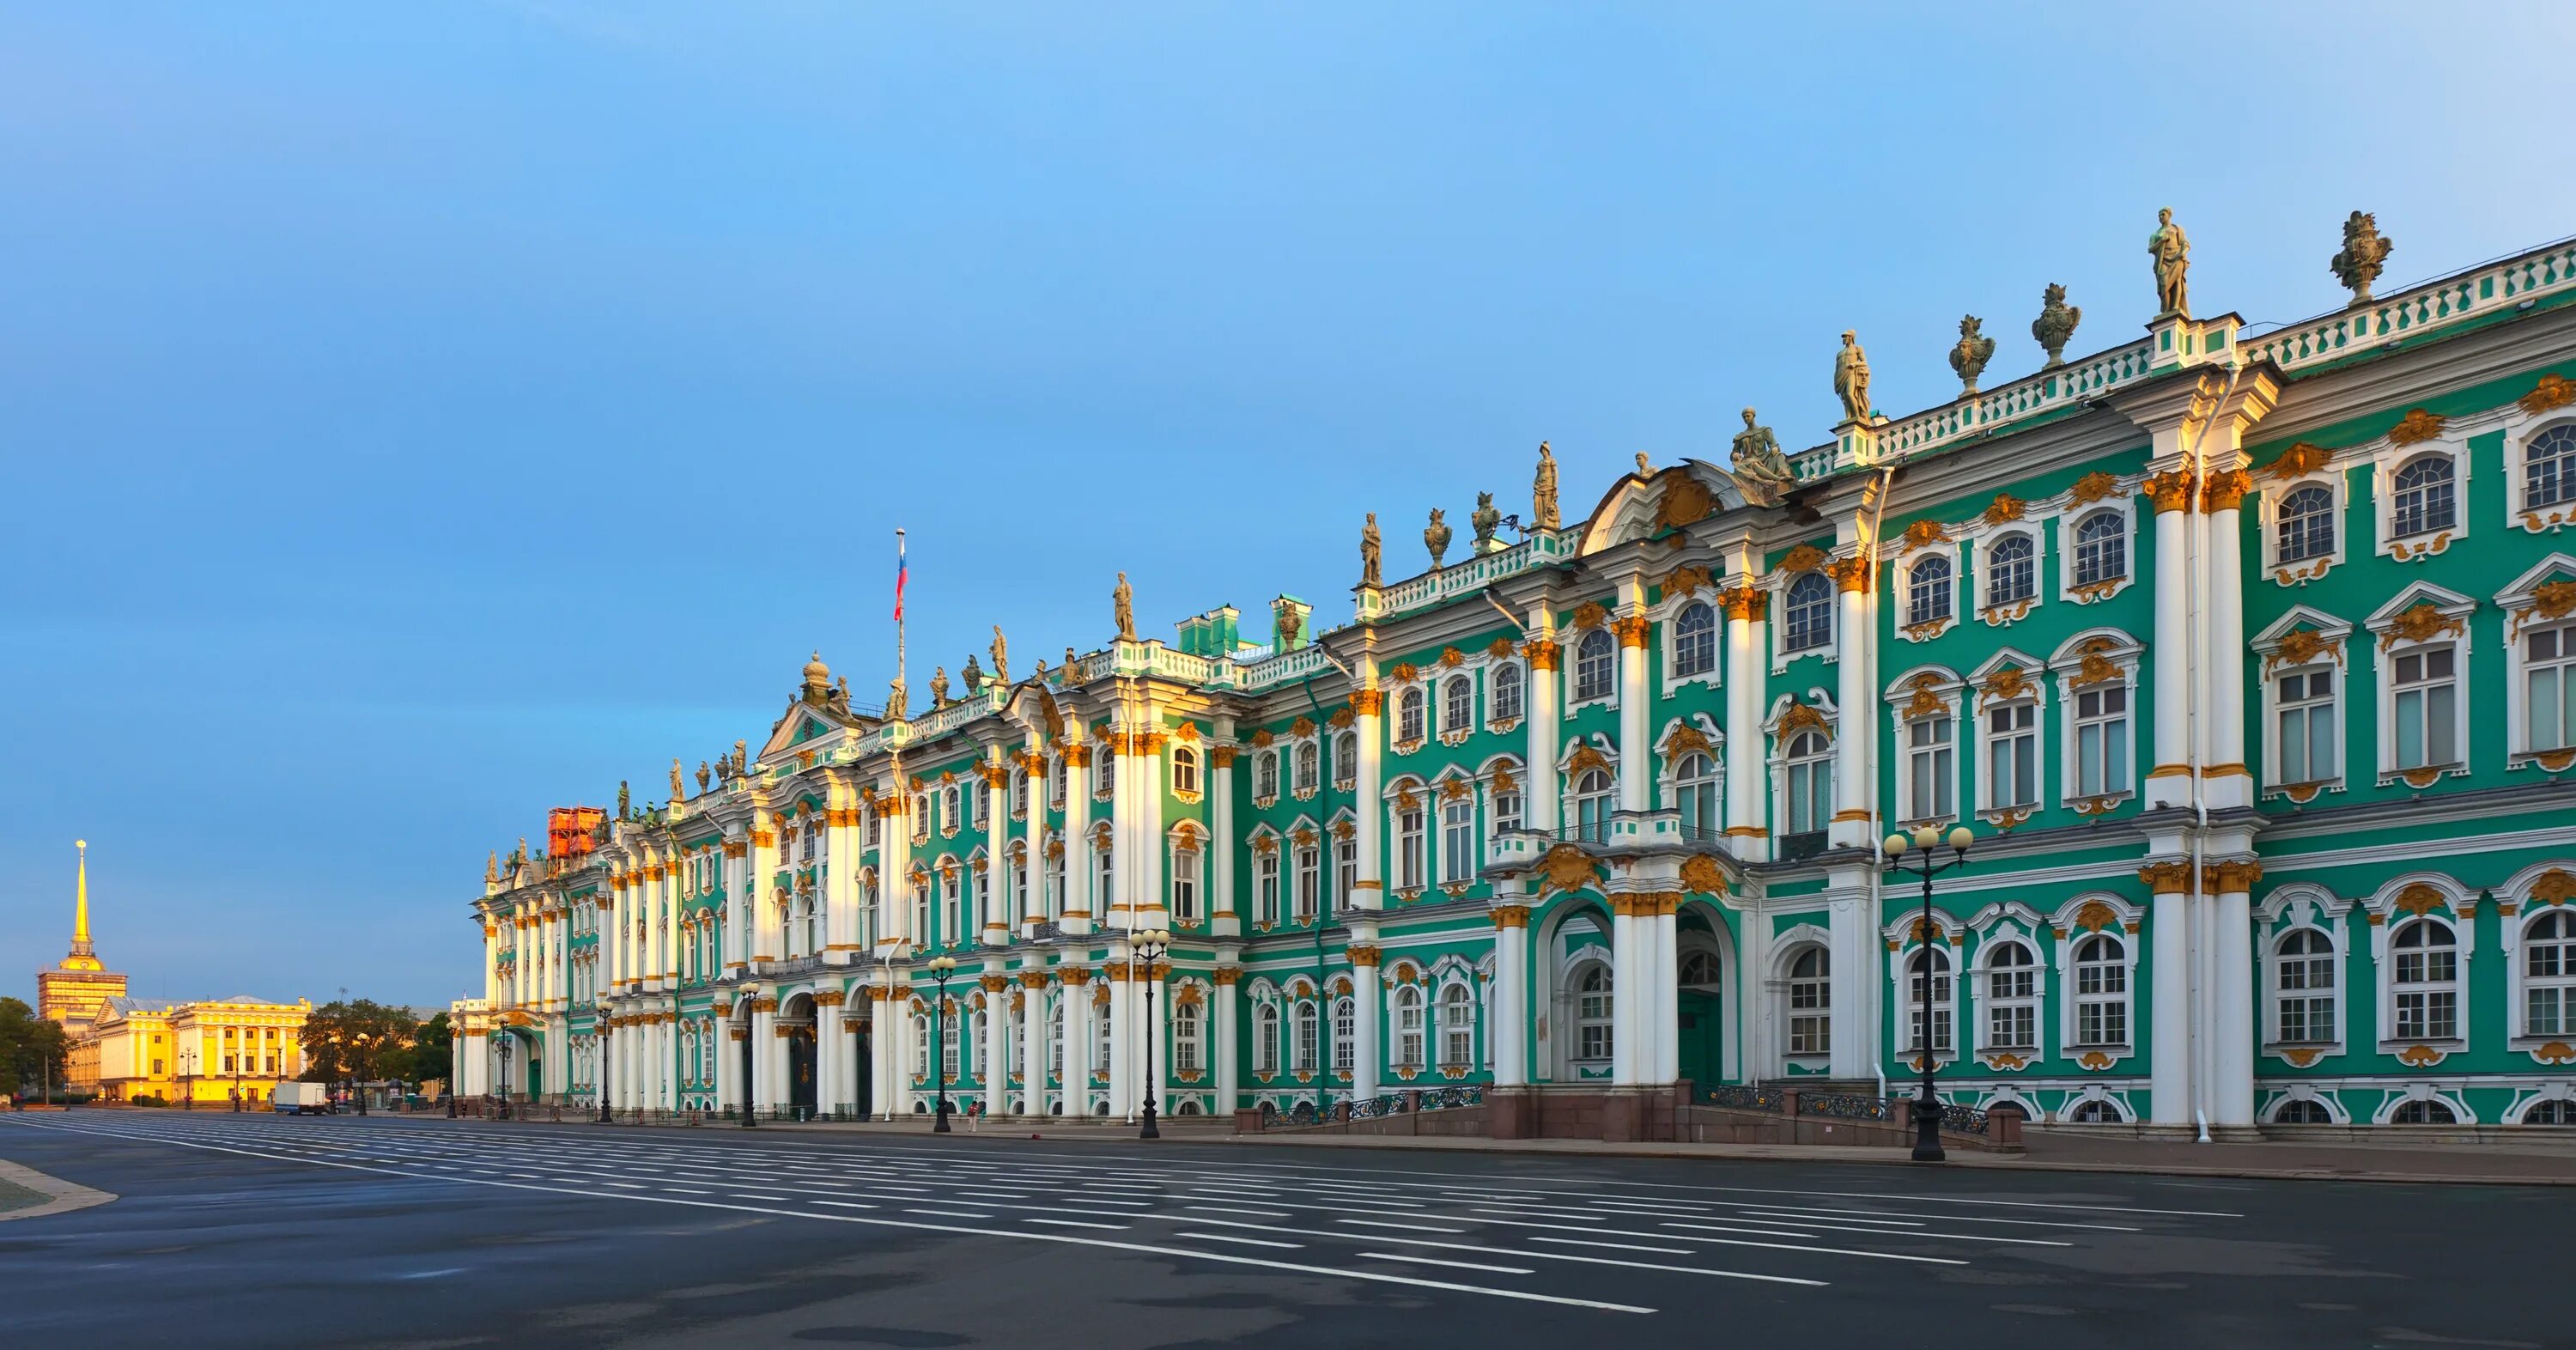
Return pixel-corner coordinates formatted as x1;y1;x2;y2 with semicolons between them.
893;531;908;622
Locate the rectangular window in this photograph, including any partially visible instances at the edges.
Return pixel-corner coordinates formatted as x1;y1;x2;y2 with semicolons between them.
1906;716;1953;819
1174;1005;1201;1073
2529;624;2575;752
1258;851;1280;927
2391;646;2458;769
1294;1005;1319;1073
1336;835;1357;903
2275;668;2338;785
1171;848;1200;923
1441;800;1474;885
1332;1002;1355;1073
1986;702;2037;807
1398;808;1426;890
2074;684;2129;796
1294;847;1319;924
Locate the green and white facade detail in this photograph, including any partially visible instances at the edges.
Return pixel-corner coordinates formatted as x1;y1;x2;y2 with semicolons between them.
463;228;2576;1135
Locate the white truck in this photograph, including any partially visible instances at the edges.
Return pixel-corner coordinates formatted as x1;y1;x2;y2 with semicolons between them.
271;1082;331;1115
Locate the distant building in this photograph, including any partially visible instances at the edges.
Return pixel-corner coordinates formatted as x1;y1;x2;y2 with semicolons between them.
70;995;313;1106
36;842;127;1037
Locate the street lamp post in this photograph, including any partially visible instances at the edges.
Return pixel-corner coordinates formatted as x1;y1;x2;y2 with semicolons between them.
598;1024;614;1122
927;956;957;1134
741;1008;758;1128
1882;823;1975;1163
1133;929;1171;1140
495;1035;513;1122
182;1049;195;1110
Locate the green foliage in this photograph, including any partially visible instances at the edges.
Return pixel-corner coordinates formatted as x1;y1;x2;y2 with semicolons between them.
300;999;420;1085
0;997;70;1098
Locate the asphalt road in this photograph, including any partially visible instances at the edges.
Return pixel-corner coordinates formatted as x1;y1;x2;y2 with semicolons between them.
0;1112;2561;1349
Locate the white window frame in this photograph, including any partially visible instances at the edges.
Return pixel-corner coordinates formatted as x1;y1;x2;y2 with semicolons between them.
1251;998;1279;1076
2372;434;2471;561
2497;554;2576;767
1439;672;1477;739
1973;934;2043;1056
2507;417;2576;533
2059;502;2137;604
1171;745;1200;801
2504;864;2576;1050
1488;660;1527;728
2260;464;2349;584
2520;908;2576;1040
1893;940;1959;1063
1771;721;1836;840
1252;837;1280;928
1391;984;1425;1070
1438;788;1476;887
1976;693;2043;818
2366;876;2476;1055
1780;940;1831;1061
2050;635;2141;808
1775;571;1837;666
1666;745;1722;839
1665;598;1721;689
2252;607;2354;800
1570;628;1618;708
1169;831;1201;925
1885;672;1964;827
1977;526;2042;623
1900;550;1958;638
1437;979;1477;1070
2062;923;2136;1053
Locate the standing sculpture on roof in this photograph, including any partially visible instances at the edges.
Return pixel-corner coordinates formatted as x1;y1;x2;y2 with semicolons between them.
961;654;984;696
670;758;685;801
617;780;630;819
1113;573;1135;642
2032;283;2082;368
887;677;908;722
1360;513;1382;587
1532;442;1560;530
2149;207;2191;317
1833;330;1872;424
2331;210;2393;307
990;624;1009;684
1729;407;1795;506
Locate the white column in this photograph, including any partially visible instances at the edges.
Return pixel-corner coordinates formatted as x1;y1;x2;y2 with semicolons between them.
871;987;899;1119
1829;563;1874;849
1110;958;1136;1120
483;924;500;1005
983;763;1011;945
1212;970;1240;1112
1524;626;1561;833
2204;477;2252;812
1353;670;1384;910
1616;601;1651;813
983;979;1008;1118
723;837;749;974
1827;886;1873;1079
713;1008;732;1114
1610;900;1639;1085
750;997;775;1115
2212;865;2257;1128
1491;903;1529;1086
1138;729;1167;932
1723;587;1769;862
1062;745;1094;933
2148;870;2192;1125
750;818;781;967
1211;734;1239;938
1654;898;1680;1085
827;805;859;957
1351;952;1382;1101
1021;744;1048;935
1067;973;1097;1114
2148;476;2195;808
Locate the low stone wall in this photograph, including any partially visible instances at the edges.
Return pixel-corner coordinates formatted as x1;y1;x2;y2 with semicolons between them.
1243;1085;2018;1152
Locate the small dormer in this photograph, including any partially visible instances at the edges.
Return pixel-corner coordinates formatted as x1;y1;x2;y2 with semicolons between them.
1176;605;1242;658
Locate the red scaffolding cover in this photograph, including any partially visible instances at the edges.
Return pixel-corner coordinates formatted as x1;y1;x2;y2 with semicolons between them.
548;806;605;858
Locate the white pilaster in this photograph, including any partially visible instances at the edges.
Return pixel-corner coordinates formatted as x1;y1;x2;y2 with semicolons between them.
1490;902;1530;1087
1524;619;1561;834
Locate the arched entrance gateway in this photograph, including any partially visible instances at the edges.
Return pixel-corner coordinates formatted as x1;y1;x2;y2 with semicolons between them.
849;1006;873;1120
778;993;818;1121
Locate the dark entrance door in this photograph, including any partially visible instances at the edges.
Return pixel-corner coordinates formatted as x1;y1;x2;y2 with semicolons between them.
787;1028;818;1121
852;1022;872;1118
1678;947;1725;1087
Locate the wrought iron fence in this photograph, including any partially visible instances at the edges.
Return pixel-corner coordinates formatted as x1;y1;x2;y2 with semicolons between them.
1419;1084;1485;1111
1346;1094;1409;1121
1698;1084;1782;1113
1797;1092;1897;1122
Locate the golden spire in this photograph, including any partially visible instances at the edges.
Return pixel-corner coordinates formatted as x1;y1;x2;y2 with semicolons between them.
64;839;101;970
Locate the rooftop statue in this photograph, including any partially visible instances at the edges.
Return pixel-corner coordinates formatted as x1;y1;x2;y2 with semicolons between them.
1949;314;1997;396
990;624;1010;684
696;760;711;793
1113;572;1135;642
1471;491;1501;552
1532;442;1560;530
1833;330;1872;424
733;739;747;770
617;780;630;819
2332;210;2394;307
930;666;950;708
2032;283;2082;368
1424;508;1451;569
1361;512;1382;587
2149;207;2191;318
670;758;685;800
887;677;908;722
961;654;984;695
1729;407;1795;507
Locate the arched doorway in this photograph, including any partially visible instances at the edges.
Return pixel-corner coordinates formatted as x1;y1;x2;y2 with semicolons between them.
1677;946;1724;1087
1536;902;1615;1083
779;994;818;1121
850;1013;873;1118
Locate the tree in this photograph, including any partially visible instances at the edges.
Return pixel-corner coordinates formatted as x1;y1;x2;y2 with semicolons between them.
300;1000;419;1087
0;999;70;1101
376;1012;452;1086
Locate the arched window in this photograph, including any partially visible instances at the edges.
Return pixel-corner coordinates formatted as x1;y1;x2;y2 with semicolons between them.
2276;484;2336;562
1984;942;2038;1050
2524;909;2576;1037
1092;749;1113;798
1335;829;1358;900
1294;740;1319;794
1392;986;1425;1068
1255;750;1279;800
1571;768;1613;843
1908;556;1953;628
1333;731;1357;786
1170;842;1200;924
2391;1098;2458;1125
910;874;931;944
2275;1098;2333;1124
2391;918;2459;1040
970;781;987;829
1396;794;1427;890
1575;964;1613;1062
1786;946;1830;1054
1011;768;1029;818
1252;1002;1279;1074
1783;574;1833;652
1438;983;1475;1068
2528;424;2576;511
1784;730;1832;835
2275;928;2335;1043
2391;455;2457;538
1441;794;1475;884
912;794;929;842
942;786;961;831
2072;933;2129;1046
1171;745;1199;796
1399;687;1426;743
1986;535;2035;607
1293;1000;1320;1073
1575;629;1616;700
1443;674;1474;732
2072;512;2127;586
1491;664;1524;723
2522;1098;2576;1125
2068;1098;2125;1123
1673;602;1716;678
1680;947;1722;988
1674;751;1719;837
1332;997;1356;1075
1905;946;1953;1053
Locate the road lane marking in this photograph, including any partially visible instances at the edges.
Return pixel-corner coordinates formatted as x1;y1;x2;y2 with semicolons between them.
1358;1252;1534;1275
1530;1235;1694;1255
1028;1218;1126;1230
1339;1217;1464;1233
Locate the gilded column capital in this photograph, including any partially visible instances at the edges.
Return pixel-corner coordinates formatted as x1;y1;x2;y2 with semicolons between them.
1348;689;1385;716
1490;904;1532;929
1345;943;1383;967
2137;860;2193;895
1613;613;1652;648
2201;468;2251;513
1826;556;1874;594
2146;470;2197;514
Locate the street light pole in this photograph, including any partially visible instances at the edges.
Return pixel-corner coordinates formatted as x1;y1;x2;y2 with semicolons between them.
495;1036;513;1122
1133;929;1170;1140
928;956;957;1133
741;1007;758;1128
1882;823;1975;1163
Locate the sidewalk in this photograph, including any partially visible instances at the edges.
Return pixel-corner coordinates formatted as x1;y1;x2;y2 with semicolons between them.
0;1158;117;1222
447;1112;2576;1186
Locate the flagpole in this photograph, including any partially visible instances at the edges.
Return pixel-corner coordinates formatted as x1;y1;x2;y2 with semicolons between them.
895;528;908;698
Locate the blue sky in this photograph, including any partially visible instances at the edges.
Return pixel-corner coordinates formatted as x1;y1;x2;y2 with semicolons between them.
5;2;2570;1008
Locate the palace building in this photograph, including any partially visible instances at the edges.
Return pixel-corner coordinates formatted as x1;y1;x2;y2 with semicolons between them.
461;217;2576;1137
69;995;313;1106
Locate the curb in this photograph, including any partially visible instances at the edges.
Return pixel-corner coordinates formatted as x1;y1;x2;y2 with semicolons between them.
0;1158;118;1221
